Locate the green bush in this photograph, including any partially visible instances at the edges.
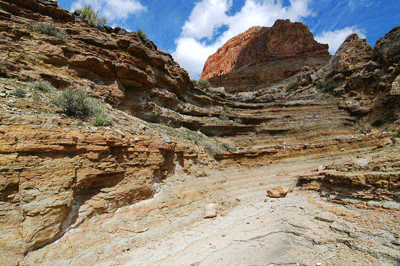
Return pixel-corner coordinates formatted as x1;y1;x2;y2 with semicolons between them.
198;79;211;88
31;81;54;92
135;29;148;42
11;88;26;98
34;23;66;41
74;5;107;28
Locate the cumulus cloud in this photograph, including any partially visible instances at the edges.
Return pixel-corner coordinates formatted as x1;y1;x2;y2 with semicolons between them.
173;0;314;78
71;0;146;21
315;27;366;54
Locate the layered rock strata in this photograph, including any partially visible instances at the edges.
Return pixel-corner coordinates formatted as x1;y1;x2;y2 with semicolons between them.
201;20;331;92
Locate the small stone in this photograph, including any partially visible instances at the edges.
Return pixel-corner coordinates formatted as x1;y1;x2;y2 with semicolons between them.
204;203;218;219
0;93;6;97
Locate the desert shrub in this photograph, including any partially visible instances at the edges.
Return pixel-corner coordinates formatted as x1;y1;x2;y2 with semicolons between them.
371;118;384;128
222;142;238;152
135;29;148;42
202;139;224;154
11;88;26;98
52;87;93;117
198;79;211;88
31;80;54;92
34;23;66;41
223;104;231;113
89;98;113;126
393;128;400;138
74;5;107;28
286;83;298;92
52;87;112;126
218;115;229;121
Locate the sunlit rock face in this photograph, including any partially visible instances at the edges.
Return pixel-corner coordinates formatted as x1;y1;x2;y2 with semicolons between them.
200;19;331;92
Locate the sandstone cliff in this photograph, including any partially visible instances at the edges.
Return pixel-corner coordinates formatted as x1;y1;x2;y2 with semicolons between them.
200;20;331;92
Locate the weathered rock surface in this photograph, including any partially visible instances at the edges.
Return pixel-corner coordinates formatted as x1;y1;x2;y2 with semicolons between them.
201;20;331;92
373;26;400;66
298;144;400;203
329;33;373;73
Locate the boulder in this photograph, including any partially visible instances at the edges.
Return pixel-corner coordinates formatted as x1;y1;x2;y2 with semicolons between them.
267;186;290;198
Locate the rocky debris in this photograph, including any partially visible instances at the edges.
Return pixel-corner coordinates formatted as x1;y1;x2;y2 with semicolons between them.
267;186;290;198
376;138;393;147
201;20;331;92
203;203;218;218
298;145;400;205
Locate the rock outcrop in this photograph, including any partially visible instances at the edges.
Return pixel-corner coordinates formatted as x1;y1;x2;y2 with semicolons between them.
0;0;193;121
201;20;331;92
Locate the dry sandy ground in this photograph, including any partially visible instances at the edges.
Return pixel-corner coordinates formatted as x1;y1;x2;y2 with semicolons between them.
23;153;400;266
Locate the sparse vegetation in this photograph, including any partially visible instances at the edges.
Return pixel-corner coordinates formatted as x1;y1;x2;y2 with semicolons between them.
234;118;242;124
286;83;298;92
51;87;112;126
223;104;231;113
222;142;238;152
393;127;400;138
371;118;384;128
135;29;148;42
74;5;107;28
218;115;229;121
52;88;92;117
34;22;66;41
11;87;26;98
316;78;340;93
90;99;113;126
31;80;54;92
198;79;211;88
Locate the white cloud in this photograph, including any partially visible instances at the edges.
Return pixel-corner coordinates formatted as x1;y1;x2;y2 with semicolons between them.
315;27;366;54
173;0;314;79
71;0;146;21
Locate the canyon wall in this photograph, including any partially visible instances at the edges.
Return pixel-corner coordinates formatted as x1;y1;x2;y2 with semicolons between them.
201;20;331;92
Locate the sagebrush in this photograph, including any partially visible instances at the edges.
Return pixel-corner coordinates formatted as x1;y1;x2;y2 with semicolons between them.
34;23;66;41
74;5;107;28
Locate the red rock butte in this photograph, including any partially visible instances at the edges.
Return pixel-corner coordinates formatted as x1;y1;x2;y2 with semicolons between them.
200;19;331;92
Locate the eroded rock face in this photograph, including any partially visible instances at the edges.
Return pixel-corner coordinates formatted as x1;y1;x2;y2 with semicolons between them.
373;26;400;66
200;20;331;92
329;33;373;73
0;0;192;118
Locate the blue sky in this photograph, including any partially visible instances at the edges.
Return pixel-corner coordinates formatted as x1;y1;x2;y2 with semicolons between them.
56;0;400;79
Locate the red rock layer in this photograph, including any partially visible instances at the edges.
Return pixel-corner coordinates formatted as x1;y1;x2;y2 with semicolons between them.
200;20;331;91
